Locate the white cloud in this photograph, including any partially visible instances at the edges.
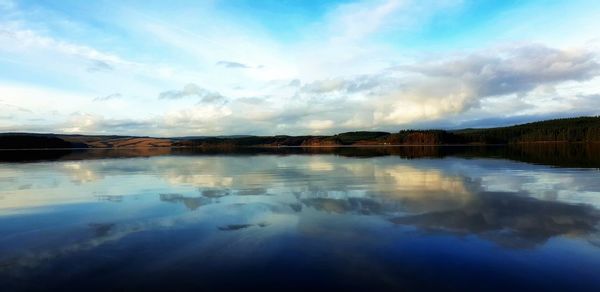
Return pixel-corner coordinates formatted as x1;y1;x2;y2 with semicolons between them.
307;120;335;131
94;93;122;102
158;83;226;103
216;61;253;69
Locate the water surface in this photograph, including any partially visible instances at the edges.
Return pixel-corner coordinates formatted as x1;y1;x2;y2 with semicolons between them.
1;146;600;291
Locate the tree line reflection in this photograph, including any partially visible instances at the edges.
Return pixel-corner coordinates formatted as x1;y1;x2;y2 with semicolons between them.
2;143;600;168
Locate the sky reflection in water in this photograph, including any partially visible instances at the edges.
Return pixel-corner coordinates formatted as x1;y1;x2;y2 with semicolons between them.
1;150;600;291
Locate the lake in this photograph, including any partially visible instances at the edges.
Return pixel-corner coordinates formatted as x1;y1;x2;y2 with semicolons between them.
1;146;600;291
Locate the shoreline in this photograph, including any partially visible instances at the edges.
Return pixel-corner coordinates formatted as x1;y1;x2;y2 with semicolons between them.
2;141;599;151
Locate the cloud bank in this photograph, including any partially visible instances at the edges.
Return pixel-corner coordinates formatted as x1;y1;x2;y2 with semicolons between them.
0;0;599;136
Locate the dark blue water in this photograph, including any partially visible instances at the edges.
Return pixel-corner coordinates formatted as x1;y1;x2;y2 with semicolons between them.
1;147;599;291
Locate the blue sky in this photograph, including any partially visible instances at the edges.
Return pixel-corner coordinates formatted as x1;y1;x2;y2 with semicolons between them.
1;0;599;136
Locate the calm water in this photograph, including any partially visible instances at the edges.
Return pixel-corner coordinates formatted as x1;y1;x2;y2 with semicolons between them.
1;146;600;291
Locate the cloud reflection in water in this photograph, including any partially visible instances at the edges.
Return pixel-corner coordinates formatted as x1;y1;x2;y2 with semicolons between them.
1;152;600;290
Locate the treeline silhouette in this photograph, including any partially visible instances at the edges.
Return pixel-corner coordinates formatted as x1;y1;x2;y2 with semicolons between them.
184;117;600;146
455;116;600;143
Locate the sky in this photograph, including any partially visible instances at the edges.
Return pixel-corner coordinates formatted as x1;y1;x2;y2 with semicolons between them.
1;0;600;136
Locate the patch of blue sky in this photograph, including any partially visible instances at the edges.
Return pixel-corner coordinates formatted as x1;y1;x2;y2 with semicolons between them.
214;0;354;41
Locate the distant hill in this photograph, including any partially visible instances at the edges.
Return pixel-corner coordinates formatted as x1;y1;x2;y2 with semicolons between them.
0;133;173;149
0;134;87;149
1;116;599;149
171;135;255;140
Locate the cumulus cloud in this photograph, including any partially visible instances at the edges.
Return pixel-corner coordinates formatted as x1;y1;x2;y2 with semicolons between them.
257;44;600;129
216;61;252;69
93;93;122;102
300;75;390;95
354;44;599;125
401;44;600;98
307;119;335;131
221;42;600;132
60;113;154;134
158;83;226;103
162;105;232;134
87;60;114;72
